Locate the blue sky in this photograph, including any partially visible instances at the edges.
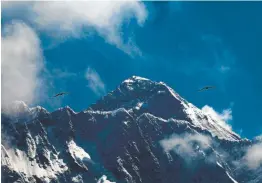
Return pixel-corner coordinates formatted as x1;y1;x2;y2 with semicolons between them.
1;2;262;139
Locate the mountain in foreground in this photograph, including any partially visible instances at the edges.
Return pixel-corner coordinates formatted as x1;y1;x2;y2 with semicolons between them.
1;76;261;183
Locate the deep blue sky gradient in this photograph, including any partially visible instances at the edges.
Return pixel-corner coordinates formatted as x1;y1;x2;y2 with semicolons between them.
2;2;262;139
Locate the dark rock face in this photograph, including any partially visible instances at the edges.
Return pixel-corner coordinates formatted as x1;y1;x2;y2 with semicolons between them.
1;76;261;183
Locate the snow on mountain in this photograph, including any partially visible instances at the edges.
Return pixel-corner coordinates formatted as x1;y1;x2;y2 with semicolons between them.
226;172;239;183
97;175;116;183
67;140;92;169
2;100;50;124
1;76;261;183
91;76;240;141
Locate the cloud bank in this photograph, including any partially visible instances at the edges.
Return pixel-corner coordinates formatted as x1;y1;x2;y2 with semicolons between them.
85;67;106;96
2;1;148;56
202;105;233;131
1;21;45;111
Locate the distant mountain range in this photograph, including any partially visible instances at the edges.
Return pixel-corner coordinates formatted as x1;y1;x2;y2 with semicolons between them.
1;76;261;183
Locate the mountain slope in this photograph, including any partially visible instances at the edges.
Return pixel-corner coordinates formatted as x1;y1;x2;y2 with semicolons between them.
1;76;260;183
90;76;240;141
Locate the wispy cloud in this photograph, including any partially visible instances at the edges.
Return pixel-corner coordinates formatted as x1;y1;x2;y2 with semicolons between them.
51;68;77;79
202;105;233;131
2;1;148;56
85;67;106;96
220;65;231;73
203;35;235;75
1;21;46;111
243;140;262;169
238;129;244;136
159;133;211;163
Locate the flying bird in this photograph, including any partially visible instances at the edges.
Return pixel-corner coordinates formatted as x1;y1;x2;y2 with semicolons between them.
198;86;215;92
53;92;69;97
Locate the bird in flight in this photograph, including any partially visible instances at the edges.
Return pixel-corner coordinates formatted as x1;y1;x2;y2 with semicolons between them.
198;86;215;92
53;92;69;97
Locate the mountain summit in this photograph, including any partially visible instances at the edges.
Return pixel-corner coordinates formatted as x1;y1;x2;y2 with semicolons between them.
1;76;260;183
91;76;240;141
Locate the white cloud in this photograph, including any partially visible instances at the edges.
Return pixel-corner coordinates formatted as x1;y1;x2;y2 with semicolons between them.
220;65;230;73
1;21;45;111
159;133;211;162
254;135;262;141
244;142;262;169
2;1;148;56
51;68;77;79
202;105;233;131
85;67;106;96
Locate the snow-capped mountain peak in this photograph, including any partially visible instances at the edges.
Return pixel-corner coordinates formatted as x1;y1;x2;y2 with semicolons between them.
92;76;240;141
122;75;150;83
1;76;260;183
